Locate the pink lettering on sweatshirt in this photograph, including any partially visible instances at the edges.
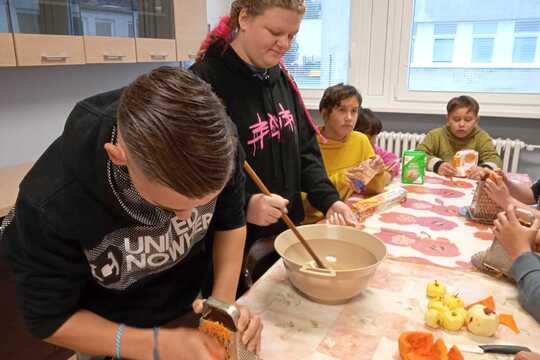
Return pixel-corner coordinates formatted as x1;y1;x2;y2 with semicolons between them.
247;103;296;155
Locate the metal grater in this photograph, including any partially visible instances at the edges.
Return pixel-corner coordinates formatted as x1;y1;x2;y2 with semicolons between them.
200;297;259;360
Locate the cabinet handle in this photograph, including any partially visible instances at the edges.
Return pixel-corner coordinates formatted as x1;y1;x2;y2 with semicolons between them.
41;54;70;62
103;54;126;60
150;53;169;60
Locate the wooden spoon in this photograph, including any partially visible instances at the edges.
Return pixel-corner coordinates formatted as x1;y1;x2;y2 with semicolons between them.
243;161;328;269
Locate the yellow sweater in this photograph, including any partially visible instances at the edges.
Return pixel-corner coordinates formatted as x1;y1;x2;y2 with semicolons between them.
303;131;386;223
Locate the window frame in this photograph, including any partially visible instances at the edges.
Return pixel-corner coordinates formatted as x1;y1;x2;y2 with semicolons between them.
389;0;540;118
300;0;540;118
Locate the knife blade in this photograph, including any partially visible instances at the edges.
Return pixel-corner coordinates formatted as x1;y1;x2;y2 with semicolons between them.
459;344;531;355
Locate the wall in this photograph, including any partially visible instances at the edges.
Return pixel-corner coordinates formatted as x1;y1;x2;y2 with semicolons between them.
0;63;177;167
0;0;230;168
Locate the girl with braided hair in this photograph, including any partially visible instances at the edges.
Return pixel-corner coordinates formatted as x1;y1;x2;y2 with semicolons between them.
191;0;356;284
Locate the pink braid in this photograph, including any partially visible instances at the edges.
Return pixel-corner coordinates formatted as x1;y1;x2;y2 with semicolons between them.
198;16;233;58
279;60;327;143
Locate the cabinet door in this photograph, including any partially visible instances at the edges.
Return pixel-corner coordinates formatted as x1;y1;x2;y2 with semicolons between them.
14;33;84;65
84;35;136;63
9;0;85;66
79;0;136;63
0;33;15;66
0;0;15;66
133;0;176;62
135;37;175;62
173;0;207;61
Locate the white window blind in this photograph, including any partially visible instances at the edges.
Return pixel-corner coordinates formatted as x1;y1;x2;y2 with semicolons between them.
282;0;351;90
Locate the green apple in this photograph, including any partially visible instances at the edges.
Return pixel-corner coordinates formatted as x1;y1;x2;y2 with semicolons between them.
426;280;447;299
425;308;441;328
441;309;466;331
428;300;449;314
443;294;464;309
467;304;499;337
454;307;468;322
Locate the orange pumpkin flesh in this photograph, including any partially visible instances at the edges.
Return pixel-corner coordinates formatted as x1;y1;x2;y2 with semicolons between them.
499;313;520;334
466;296;496;312
447;345;464;360
399;332;434;358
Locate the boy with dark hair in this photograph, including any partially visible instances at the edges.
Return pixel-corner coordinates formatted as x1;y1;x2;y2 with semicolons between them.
417;95;502;179
302;83;388;223
1;67;261;360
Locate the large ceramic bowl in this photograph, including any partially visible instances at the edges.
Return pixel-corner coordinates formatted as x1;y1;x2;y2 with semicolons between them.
275;224;387;304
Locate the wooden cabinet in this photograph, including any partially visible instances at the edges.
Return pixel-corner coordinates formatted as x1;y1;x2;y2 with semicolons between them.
84;36;136;63
9;0;85;66
78;0;137;64
13;34;85;66
0;33;16;66
134;0;176;62
0;0;16;66
136;38;176;62
1;0;209;67
174;0;207;61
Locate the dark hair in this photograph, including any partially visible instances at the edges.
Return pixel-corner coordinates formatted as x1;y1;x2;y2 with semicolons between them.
354;108;382;136
319;83;363;115
197;0;306;60
117;67;236;199
446;95;480;117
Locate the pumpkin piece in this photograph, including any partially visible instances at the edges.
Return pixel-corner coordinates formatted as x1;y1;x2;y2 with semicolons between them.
447;345;464;360
498;313;520;334
408;339;448;360
466;296;495;312
399;332;434;359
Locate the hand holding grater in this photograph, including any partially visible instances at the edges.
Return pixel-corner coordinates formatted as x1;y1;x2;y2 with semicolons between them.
199;297;259;360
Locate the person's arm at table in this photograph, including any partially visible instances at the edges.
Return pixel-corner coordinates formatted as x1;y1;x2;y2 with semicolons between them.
485;174;538;213
494;207;540;322
48;310;225;360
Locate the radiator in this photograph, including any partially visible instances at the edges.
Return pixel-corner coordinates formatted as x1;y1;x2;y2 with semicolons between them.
376;131;540;173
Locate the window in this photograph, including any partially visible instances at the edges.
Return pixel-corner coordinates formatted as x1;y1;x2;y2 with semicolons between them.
471;22;496;63
433;38;453;62
0;0;10;32
95;18;114;36
282;0;350;90
407;0;540;94
128;20;134;37
472;38;494;63
16;12;39;34
432;23;456;63
513;21;539;63
513;37;537;62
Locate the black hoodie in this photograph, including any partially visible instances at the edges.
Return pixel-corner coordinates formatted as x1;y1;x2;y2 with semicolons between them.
190;43;339;241
2;89;245;339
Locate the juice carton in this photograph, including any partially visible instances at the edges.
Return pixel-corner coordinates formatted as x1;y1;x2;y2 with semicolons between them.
452;150;478;177
401;150;426;184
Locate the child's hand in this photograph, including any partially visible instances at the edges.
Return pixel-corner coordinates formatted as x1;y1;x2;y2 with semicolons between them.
485;175;512;209
494;169;511;184
437;162;457;177
369;156;385;174
494;205;540;260
246;193;289;226
467;166;489;180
